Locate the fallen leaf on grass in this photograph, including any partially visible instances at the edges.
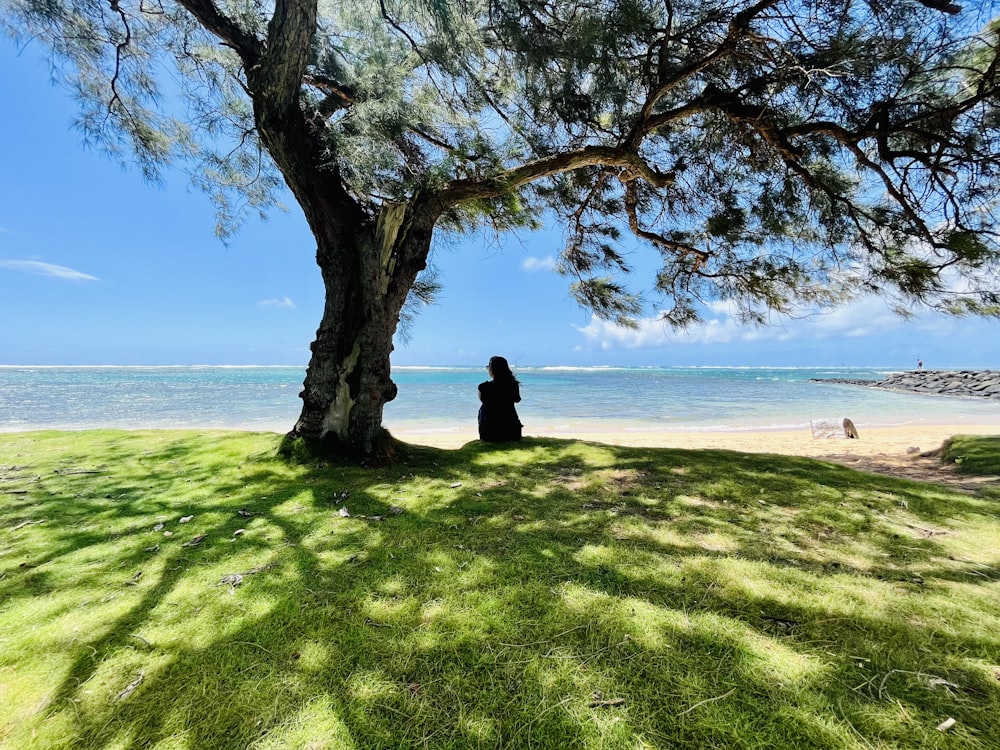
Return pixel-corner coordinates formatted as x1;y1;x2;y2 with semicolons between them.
144;545;159;553
937;717;956;732
179;515;194;523
182;534;206;547
237;509;253;517
152;523;164;532
338;507;351;517
217;563;272;589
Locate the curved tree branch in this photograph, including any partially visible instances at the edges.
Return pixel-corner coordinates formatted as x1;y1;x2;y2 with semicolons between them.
436;145;674;208
174;0;264;67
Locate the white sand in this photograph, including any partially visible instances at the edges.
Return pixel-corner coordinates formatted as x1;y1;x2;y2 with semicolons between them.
391;424;1000;459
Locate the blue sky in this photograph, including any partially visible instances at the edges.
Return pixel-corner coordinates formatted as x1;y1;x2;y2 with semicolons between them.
2;42;998;369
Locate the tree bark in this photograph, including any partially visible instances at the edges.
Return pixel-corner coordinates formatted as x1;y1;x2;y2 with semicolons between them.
286;200;435;463
233;14;437;463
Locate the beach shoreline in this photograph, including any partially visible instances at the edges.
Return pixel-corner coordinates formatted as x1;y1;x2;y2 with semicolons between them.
390;423;1000;459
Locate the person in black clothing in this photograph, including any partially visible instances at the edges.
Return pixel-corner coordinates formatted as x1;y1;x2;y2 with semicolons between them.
478;355;523;442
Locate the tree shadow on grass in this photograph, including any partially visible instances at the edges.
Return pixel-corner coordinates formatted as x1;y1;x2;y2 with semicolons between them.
2;432;999;749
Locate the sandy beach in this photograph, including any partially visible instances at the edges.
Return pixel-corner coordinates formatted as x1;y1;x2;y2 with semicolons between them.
391;423;1000;490
393;423;1000;459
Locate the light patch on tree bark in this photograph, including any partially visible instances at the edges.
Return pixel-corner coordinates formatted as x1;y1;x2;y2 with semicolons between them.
376;202;408;294
322;340;360;439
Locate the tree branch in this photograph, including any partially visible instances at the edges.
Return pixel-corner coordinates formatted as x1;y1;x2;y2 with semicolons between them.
257;0;317;107
174;0;263;67
628;0;783;148
623;180;710;271
437;146;674;207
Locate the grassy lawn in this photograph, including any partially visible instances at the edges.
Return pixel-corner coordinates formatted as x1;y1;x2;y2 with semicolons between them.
941;435;1000;476
1;430;999;749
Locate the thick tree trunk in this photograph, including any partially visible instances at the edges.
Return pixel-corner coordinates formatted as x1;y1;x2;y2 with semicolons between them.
286;202;434;463
241;30;440;463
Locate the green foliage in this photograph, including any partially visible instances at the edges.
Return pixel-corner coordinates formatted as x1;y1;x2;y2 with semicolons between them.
940;434;1000;476
3;430;1000;748
569;277;643;328
3;0;1000;325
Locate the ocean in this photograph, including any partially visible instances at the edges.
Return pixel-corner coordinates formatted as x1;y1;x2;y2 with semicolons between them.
2;365;1000;438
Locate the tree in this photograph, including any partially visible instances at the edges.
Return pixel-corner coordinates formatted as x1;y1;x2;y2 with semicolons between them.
3;0;1000;462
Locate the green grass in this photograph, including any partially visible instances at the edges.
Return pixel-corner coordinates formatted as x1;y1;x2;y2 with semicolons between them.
940;434;1000;476
2;430;999;750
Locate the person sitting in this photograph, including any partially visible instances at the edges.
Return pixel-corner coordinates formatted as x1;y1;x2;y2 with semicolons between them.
478;356;523;442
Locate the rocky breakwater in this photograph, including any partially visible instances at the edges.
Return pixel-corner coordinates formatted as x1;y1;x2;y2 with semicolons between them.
812;370;1000;400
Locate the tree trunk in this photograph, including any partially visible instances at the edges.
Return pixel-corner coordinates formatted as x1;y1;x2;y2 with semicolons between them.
243;48;439;463
285;201;434;463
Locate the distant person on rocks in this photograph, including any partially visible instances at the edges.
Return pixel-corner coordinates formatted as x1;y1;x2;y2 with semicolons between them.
478;355;523;442
917;359;924;369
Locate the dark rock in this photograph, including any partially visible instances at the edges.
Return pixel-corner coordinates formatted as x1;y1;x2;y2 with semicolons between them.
810;370;1000;400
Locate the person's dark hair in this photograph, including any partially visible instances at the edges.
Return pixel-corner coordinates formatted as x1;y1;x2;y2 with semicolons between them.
489;355;518;385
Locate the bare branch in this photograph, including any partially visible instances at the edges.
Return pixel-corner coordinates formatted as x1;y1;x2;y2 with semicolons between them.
438;146;674;208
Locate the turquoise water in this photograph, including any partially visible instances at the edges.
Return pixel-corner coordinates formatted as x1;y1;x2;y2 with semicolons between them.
2;365;999;436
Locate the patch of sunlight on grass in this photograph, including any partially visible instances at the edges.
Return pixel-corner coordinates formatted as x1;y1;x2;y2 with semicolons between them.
457;713;500;746
616;597;692;649
345;667;398;703
604;521;716;551
555;580;678;638
4;585;148;657
574;544;621;568
376;575;409;597
779;706;863;749
143;578;281;649
248;695;357;750
675;493;723;509
417;591;495;636
853;701;939;746
893;581;1000;643
269;491;319;518
687;556;894;614
0;653;71;730
3;706;78;750
570;543;688;595
292;641;331;673
311;545;367;569
419;597;447;627
694;531;741;553
363;594;420;626
739;630;831;690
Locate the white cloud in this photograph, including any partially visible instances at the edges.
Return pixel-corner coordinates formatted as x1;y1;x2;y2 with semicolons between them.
258;297;296;309
810;297;903;338
574;295;915;351
0;259;98;281
522;255;556;272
